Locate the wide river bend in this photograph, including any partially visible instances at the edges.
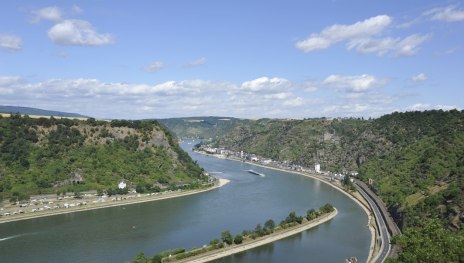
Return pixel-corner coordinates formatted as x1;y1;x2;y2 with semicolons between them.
0;140;370;263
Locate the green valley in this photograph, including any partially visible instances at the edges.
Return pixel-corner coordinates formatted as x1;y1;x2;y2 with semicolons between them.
207;110;464;262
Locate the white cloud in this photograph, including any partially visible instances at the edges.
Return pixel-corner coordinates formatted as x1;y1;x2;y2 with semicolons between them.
264;92;292;100
424;5;464;22
348;37;398;55
145;61;163;72
323;74;385;93
31;6;63;23
72;5;83;15
296;15;429;56
296;15;392;52
406;103;459;111
0;34;22;50
412;73;428;82
48;19;114;46
186;57;207;67
283;97;304;107
347;34;430;57
7;75;450;120
0;76;313;119
395;34;430;56
0;76;20;85
240;77;291;92
323;104;370;114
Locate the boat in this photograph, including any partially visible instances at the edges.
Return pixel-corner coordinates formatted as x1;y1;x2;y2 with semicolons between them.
247;170;265;177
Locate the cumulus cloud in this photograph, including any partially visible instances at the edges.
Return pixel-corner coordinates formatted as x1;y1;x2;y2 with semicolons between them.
322;74;385;93
424;5;464;22
0;76;312;119
31;6;63;23
296;15;429;56
186;57;207;67
283;97;304;107
0;34;22;50
412;73;428;82
240;77;291;92
406;103;459;111
48;19;114;46
144;61;164;72
296;15;392;52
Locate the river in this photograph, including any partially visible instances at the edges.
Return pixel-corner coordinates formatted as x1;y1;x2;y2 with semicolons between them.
0;140;370;263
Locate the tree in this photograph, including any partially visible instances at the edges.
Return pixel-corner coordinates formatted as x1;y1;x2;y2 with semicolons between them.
390;219;464;263
254;224;265;237
306;208;318;220
285;211;298;223
132;252;149;263
264;219;276;230
135;183;145;193
209;238;220;246
319;203;334;213
233;234;243;244
221;230;233;245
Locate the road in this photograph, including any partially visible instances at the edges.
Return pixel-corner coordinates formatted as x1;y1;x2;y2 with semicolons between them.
355;183;390;263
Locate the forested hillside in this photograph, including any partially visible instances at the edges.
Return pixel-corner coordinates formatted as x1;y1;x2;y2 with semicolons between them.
0;114;204;202
157;116;256;139
216;117;374;172
214;110;464;262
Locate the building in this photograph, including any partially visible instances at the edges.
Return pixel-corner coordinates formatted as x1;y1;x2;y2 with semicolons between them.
118;181;127;189
315;163;321;173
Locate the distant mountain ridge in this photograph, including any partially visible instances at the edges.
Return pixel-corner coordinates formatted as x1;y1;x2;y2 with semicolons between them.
157;116;257;139
0;105;89;118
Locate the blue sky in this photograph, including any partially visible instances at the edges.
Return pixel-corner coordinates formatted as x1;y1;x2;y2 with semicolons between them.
0;1;463;119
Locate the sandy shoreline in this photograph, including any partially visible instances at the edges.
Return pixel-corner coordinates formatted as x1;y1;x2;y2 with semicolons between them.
176;209;338;263
0;179;230;224
197;151;378;262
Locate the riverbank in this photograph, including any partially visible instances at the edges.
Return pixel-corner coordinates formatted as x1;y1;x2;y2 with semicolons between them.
0;179;230;224
196;151;378;262
173;208;337;263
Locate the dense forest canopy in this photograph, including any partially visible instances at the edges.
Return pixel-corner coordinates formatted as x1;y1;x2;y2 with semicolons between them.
0;114;204;202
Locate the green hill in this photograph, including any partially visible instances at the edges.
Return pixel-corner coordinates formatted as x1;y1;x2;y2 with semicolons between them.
0;114;204;202
157;116;256;139
213;110;464;262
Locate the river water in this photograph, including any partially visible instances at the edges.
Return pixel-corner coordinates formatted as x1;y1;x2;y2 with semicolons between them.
0;140;370;263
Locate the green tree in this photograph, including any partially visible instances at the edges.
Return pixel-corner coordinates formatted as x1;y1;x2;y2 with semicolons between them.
319;203;334;213
132;252;149;263
390;219;464;263
264;219;275;230
209;238;220;246
254;224;265;237
233;234;243;244
221;230;233;245
306;208;318;220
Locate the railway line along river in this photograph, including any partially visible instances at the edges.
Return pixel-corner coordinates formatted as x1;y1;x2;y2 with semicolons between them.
0;140;371;263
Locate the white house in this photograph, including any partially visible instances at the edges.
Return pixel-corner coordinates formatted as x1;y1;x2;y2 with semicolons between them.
118;181;127;189
315;163;321;173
